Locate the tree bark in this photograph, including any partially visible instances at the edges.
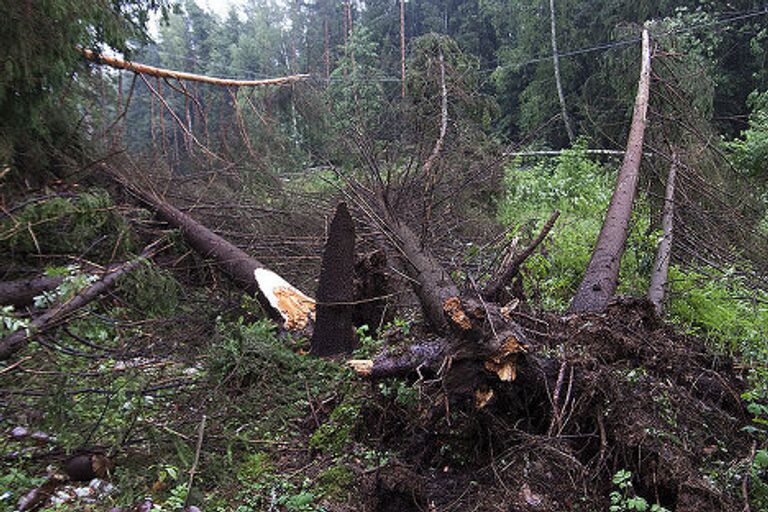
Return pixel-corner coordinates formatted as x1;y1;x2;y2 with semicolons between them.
0;262;125;308
549;0;575;143
400;0;406;99
569;29;651;313
648;150;678;314
311;203;356;356
0;275;64;308
0;245;156;360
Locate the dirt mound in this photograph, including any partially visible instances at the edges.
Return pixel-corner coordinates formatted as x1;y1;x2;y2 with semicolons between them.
354;298;752;511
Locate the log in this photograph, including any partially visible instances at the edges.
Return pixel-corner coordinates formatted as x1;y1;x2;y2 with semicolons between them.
111;171;314;330
483;210;560;302
0;275;64;307
648;150;678;314
569;29;652;313
0;262;125;307
0;245;157;360
81;49;310;87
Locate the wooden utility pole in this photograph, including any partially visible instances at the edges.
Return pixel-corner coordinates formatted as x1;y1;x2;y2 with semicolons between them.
549;0;574;143
569;29;651;313
648;150;678;314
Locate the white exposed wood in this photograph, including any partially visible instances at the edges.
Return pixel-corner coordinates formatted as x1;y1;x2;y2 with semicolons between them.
254;269;315;330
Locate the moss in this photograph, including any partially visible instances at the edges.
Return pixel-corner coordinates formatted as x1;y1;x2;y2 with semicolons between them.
237;452;273;482
309;401;360;455
316;464;355;501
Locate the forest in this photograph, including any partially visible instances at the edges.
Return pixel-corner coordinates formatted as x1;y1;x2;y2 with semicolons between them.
1;0;768;510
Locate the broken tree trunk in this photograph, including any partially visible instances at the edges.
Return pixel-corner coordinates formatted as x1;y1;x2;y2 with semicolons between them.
311;203;356;356
81;49;309;87
0;245;157;360
549;0;575;143
483;210;560;302
569;29;651;313
648;150;678;314
110;170;314;330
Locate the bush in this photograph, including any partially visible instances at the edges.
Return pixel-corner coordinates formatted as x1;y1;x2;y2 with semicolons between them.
498;143;657;310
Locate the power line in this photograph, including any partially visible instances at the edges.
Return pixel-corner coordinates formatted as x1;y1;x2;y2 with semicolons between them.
130;5;768;85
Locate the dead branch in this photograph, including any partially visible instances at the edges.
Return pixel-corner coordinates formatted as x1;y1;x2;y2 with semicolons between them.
483;210;560;302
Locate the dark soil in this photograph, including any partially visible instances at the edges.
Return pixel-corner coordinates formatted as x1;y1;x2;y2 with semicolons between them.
346;298;753;511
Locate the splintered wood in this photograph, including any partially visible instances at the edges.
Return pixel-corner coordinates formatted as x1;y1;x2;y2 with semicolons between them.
443;297;472;331
483;336;528;382
254;269;315;330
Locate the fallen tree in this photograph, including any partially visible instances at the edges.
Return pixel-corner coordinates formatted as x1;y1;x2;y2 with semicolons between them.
81;49;310;87
0;275;65;308
648;150;679;313
108;168;315;331
0;244;159;360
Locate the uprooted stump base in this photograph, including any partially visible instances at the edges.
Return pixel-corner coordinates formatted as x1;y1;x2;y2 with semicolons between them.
351;298;751;511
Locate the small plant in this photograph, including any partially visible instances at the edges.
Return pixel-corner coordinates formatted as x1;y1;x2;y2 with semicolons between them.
609;469;669;512
0;305;30;337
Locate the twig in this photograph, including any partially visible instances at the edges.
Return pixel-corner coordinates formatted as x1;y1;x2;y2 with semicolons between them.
184;414;207;508
743;440;757;512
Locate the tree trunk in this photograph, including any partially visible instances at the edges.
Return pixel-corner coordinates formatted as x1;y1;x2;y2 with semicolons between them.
81;49;309;87
0;275;64;308
400;0;406;99
111;171;314;330
549;0;575;143
311;203;356;356
569;29;651;313
0;262;124;308
0;245;157;360
648;150;678;314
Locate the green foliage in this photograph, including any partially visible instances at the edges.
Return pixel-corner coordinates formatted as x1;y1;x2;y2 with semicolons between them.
609;469;670;512
728;90;768;183
1;189;133;259
0;0;169;173
0;305;31;338
498;144;656;309
309;401;361;455
326;25;384;137
117;262;181;318
207;316;345;436
315;465;354;501
667;266;768;362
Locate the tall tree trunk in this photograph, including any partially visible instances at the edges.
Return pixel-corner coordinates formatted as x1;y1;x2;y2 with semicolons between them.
549;0;575;143
648;150;678;314
324;18;331;80
400;0;406;99
569;29;651;313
